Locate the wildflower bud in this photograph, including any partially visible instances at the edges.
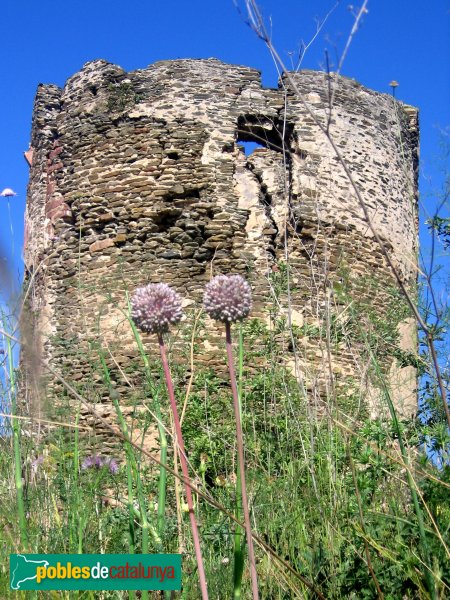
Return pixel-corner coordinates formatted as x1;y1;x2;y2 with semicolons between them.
81;454;119;475
107;458;119;475
0;188;17;197
203;274;252;323
131;283;183;334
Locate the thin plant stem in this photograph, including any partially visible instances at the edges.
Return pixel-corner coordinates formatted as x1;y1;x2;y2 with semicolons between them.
157;332;209;600
98;355;139;600
72;401;81;553
156;435;168;538
225;322;259;600
371;350;437;600
100;355;160;555
233;325;245;599
111;389;161;600
111;407;136;600
7;199;15;257
347;442;384;599
126;297;168;540
174;443;186;554
6;333;29;551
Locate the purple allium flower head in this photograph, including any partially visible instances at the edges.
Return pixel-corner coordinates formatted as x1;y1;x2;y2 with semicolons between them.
107;458;120;475
0;188;17;197
131;283;183;334
203;274;252;323
81;454;119;475
82;455;97;470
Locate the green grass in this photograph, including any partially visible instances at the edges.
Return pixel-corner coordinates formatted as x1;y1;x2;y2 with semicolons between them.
1;281;449;599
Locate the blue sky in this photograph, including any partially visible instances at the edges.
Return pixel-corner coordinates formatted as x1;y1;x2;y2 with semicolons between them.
0;0;449;304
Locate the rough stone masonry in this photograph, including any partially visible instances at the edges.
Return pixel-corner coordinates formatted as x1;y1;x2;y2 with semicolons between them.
22;58;419;440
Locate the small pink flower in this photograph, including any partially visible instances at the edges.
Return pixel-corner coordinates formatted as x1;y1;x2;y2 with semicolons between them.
82;454;119;475
203;274;252;323
131;283;183;334
0;188;17;197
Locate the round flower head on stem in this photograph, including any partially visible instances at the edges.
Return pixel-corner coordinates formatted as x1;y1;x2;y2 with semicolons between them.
81;455;119;475
203;274;252;323
0;188;17;197
131;283;183;334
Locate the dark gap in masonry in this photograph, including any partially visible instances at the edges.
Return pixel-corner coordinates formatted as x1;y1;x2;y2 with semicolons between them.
236;114;295;155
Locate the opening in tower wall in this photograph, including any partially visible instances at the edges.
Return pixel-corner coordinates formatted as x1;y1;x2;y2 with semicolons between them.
236;114;295;155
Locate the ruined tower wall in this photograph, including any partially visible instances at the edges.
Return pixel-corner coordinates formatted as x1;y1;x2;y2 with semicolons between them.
23;59;419;427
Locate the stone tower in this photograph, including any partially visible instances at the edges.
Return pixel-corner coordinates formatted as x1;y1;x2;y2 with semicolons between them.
23;58;419;431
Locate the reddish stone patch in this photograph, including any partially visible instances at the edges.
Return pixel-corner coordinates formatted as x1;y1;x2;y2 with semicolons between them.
46;197;67;213
47;161;64;173
24;147;34;167
89;239;115;253
47;206;73;222
49;146;63;159
46;181;56;197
